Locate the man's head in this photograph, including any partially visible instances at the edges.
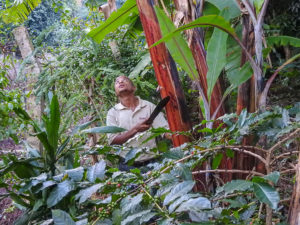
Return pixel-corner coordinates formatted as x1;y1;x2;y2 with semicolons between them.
114;76;136;96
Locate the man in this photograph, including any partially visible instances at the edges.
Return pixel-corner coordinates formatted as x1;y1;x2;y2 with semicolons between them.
106;76;169;164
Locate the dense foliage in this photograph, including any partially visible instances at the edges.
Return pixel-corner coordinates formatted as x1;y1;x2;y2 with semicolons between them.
0;96;299;224
0;0;299;224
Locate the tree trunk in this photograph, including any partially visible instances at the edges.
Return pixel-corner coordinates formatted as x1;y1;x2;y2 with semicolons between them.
235;15;257;178
13;26;44;152
100;0;120;59
173;0;225;119
172;0;230;186
136;0;192;147
288;149;300;225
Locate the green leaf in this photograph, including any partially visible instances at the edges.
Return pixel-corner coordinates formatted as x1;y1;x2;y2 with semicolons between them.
121;194;144;215
151;15;237;49
47;180;75;207
168;194;200;213
129;53;151;78
124;148;142;164
225;149;235;158
121;209;152;225
1;0;42;24
266;36;300;48
205;0;240;18
46;95;60;151
13;162;39;178
253;182;280;209
52;209;76;225
254;0;264;14
88;0;138;43
87;160;106;182
81;126;126;134
206;9;230;98
75;183;104;204
9;192;30;208
163;148;184;160
175;197;211;212
212;153;223;169
263;171;280;185
154;7;198;81
227;62;253;87
71;119;98;135
112;209;122;225
163;181;195;206
64;167;84;182
224;180;253;194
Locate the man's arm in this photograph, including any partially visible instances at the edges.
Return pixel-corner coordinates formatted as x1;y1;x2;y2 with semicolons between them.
111;120;151;145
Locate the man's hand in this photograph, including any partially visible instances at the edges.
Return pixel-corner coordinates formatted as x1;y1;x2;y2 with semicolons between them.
111;119;152;145
133;120;152;133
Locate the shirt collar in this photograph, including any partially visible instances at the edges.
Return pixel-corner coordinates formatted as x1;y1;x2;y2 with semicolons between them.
114;96;147;111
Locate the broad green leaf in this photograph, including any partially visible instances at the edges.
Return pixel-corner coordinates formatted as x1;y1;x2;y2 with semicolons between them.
263;171;280;185
14;162;38;178
87;160;106;182
154;7;198;81
71;119;97;135
168;194;200;213
139;212;156;224
266;36;300;48
75;183;104;204
129;53;151;78
46;95;60;151
226;149;234;158
163;148;184;160
151;15;237;49
224;180;253;194
206;0;240;18
175;197;211;212
32;199;44;212
9;192;30;208
52;209;76;225
47;180;75;207
163;181;195;206
81;126;126;134
1;0;42;24
112;209;122;225
64;167;84;182
212;153;224;169
95;219;113;225
254;0;264;14
121;209;152;225
88;0;138;43
203;2;220;16
121;193;144;215
206;9;230;98
175;164;193;181
227;62;253;87
253;182;280;209
124;148;142;163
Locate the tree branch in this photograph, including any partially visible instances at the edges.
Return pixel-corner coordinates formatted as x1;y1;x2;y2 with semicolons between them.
192;169;265;176
268;128;300;154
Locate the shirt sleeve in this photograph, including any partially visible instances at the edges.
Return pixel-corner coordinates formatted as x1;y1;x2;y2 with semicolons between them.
106;108;119;145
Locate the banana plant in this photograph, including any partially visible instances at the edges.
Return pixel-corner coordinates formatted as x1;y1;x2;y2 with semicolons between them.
0;0;42;24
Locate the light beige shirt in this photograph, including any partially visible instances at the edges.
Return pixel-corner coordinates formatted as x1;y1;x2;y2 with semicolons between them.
106;97;169;161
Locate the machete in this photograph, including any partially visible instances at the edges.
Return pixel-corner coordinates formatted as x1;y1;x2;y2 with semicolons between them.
145;96;170;125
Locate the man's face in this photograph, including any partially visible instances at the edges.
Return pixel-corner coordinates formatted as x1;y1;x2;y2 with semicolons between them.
114;76;135;96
